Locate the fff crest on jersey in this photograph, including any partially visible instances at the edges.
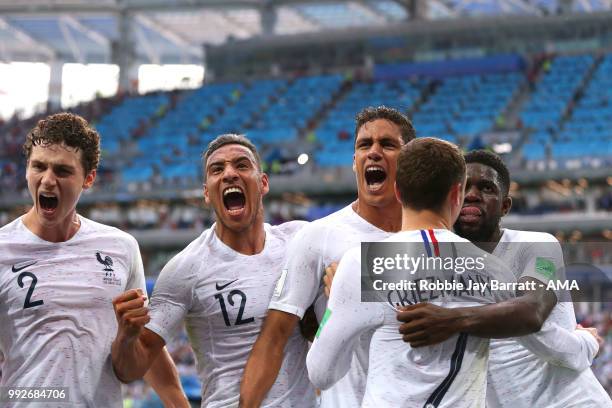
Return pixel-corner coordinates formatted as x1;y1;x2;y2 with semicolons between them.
96;252;121;286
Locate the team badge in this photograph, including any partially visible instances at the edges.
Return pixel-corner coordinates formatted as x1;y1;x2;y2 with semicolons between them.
97;252;121;285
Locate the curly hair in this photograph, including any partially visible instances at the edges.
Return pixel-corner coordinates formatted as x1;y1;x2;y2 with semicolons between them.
23;112;101;174
355;106;416;144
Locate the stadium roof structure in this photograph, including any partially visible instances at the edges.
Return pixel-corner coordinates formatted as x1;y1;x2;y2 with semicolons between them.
0;0;611;65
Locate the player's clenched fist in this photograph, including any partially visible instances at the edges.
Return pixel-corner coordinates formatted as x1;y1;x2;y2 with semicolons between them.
112;288;149;340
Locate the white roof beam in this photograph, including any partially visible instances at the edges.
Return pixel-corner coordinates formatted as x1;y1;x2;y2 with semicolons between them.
137;14;201;59
0;16;56;59
59;16;84;63
133;21;160;64
63;15;111;47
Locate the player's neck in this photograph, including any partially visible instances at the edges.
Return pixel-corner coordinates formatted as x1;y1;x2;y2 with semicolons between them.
400;207;451;232
22;208;81;243
475;227;503;253
352;200;401;232
215;218;266;256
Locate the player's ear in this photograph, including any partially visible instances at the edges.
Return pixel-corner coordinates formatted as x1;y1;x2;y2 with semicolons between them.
83;169;96;190
449;182;463;208
394;181;402;204
352;153;356;173
260;172;270;196
204;183;210;205
501;195;512;217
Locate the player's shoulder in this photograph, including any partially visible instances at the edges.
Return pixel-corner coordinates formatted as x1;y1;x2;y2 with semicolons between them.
79;216;139;247
341;245;361;263
174;225;216;260
158;225;216;278
267;220;309;241
501;228;559;244
296;205;352;238
312;204;353;227
0;217;22;239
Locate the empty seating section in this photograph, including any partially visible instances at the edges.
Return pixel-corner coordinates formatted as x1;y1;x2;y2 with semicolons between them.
246;75;343;145
315;79;423;167
522;54;612;163
413;72;521;142
132;83;241;184
122;75;343;182
217;79;287;136
96;93;169;155
555;53;612;160
520;55;593;132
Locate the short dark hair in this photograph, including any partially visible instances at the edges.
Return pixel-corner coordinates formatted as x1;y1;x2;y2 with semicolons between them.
203;134;262;171
396;137;466;212
355;106;416;144
23;112;100;174
464;150;510;197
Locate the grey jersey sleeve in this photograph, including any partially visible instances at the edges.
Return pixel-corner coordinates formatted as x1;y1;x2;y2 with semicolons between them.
306;248;384;390
146;254;196;345
268;224;328;319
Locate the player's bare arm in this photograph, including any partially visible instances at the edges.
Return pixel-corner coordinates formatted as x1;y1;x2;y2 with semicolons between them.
397;276;556;347
111;289;166;381
143;348;190;408
239;309;299;408
299;305;319;342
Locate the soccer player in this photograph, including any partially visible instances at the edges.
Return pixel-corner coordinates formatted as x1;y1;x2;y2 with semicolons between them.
240;106;415;408
306;137;518;407
111;134;316;407
0;113;187;407
453;150;611;407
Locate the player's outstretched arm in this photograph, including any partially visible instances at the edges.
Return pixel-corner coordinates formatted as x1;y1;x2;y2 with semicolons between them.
397;277;555;347
307;251;381;390
239;310;299;408
515;319;601;371
143;347;190;408
111;289;166;382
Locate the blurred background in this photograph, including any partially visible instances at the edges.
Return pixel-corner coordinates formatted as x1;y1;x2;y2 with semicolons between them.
0;0;611;405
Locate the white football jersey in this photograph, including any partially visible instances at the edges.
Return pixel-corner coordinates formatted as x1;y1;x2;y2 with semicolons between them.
146;221;316;408
307;229;516;408
487;229;612;408
0;216;146;408
269;205;391;408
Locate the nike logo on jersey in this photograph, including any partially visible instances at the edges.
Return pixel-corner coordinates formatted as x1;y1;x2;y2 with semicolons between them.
216;279;238;291
11;260;38;273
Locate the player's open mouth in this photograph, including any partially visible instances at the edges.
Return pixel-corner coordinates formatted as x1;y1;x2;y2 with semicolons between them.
459;206;482;223
39;192;58;215
364;165;387;192
223;186;246;216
